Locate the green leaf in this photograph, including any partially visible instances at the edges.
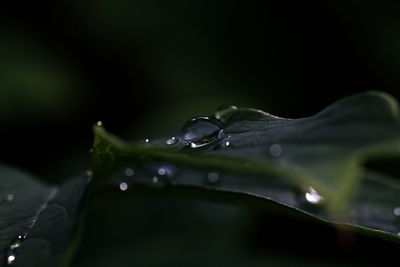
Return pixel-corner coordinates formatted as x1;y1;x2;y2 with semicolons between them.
0;165;89;267
91;91;400;241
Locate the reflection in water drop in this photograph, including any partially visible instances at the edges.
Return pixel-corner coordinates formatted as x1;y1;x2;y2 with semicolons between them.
166;137;177;145
269;144;282;157
97;121;103;126
144;138;150;143
182;117;224;148
214;105;238;121
5;194;14;203
7;254;15;265
207;172;219;184
305;187;324;204
394;207;400;216
124;168;134;177
119;182;128;191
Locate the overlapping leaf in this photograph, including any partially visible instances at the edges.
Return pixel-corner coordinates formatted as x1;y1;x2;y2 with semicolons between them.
0;165;89;267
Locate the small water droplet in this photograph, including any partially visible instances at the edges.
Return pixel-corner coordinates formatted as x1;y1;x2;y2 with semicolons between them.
96;121;103;126
7;254;15;265
214;105;238;121
394;207;400;216
144;138;150;143
166;137;177;145
119;182;128;191
182;117;224;148
5;194;14;203
207;172;219;184
224;141;230;147
152;176;159;184
10;241;21;250
124;168;134;177
305;187;324;204
157;168;166;176
269;144;282;157
85;170;93;177
17;233;27;240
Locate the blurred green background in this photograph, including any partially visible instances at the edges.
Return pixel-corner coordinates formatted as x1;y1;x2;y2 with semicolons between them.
1;1;400;265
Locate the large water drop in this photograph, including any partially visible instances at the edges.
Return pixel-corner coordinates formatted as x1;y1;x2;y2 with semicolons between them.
182;117;224;148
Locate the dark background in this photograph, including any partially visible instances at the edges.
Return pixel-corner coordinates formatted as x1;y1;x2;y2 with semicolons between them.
1;1;399;266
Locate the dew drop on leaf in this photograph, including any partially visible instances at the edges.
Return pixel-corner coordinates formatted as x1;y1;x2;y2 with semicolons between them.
10;240;21;250
96;121;103;126
124;168;134;177
144;138;150;143
182;117;225;148
165;137;177;145
394;207;400;216
157;168;166;176
119;182;128;191
305;187;325;204
207;172;219;184
269;144;282;157
17;232;27;240
4;193;14;203
7;254;15;265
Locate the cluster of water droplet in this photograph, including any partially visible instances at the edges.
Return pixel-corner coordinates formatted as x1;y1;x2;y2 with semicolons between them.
117;164;179;191
6;232;27;265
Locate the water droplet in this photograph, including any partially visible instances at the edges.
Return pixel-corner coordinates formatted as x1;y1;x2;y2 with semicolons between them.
166;137;177;145
10;241;21;250
394;207;400;216
17;233;27;240
207;172;219;184
85;170;93;177
152;176;159;184
124;168;134;177
305;187;324;204
96;121;103;126
157;168;166;176
224;141;230;147
7;254;15;265
214;105;238;121
269;144;282;157
182;117;224;148
144;138;150;143
5;194;14;203
119;182;128;191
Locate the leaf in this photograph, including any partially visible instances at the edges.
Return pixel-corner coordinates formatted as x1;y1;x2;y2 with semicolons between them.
0;164;89;267
91;91;400;242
